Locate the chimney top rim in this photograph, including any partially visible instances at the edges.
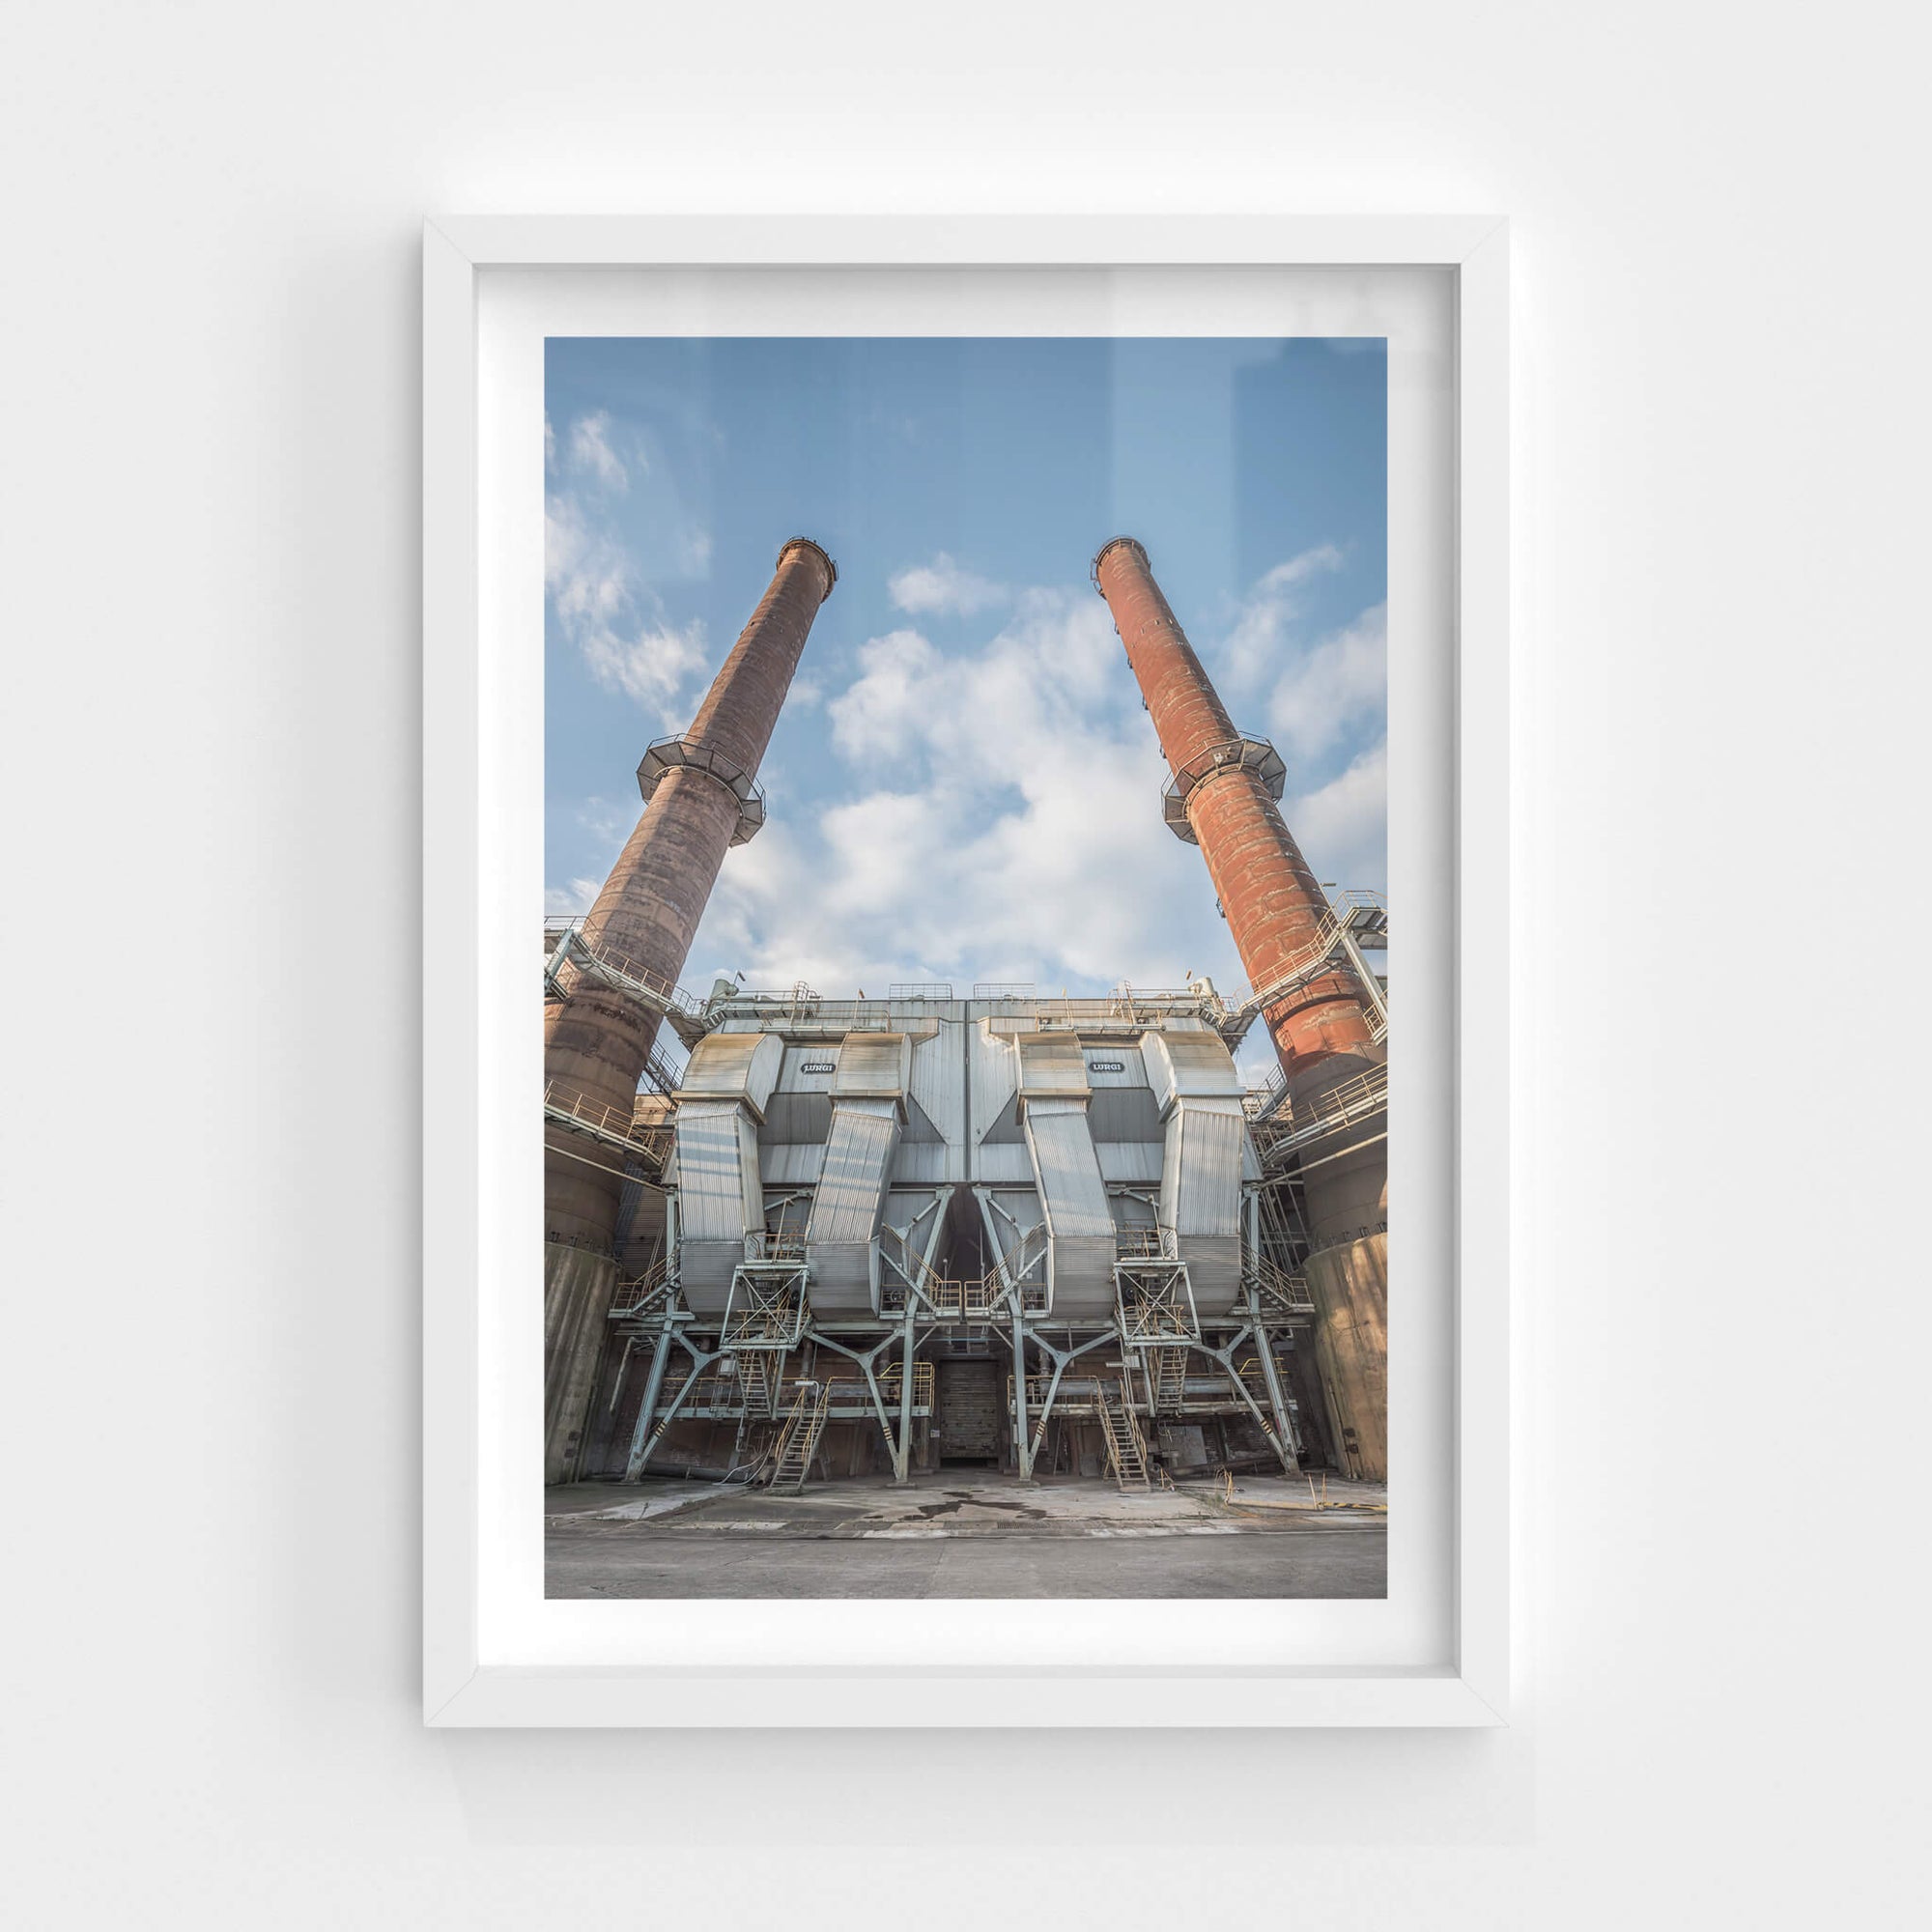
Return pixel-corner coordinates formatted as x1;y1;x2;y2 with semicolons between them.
1091;535;1150;592
777;536;838;601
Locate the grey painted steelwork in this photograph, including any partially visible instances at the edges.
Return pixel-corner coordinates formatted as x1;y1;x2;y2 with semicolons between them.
607;989;1344;1485
567;891;1391;1489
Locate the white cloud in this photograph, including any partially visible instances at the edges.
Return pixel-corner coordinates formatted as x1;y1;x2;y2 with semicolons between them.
1283;738;1388;888
1216;543;1344;696
546;491;710;732
827;629;944;761
887;552;1007;617
544;877;605;918
580;620;710;726
1267;602;1386;763
545;495;628;626
693;589;1235;998
608;559;1385;1018
567;410;631;492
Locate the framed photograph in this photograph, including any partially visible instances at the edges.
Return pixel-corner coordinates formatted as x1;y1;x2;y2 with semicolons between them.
424;215;1511;1725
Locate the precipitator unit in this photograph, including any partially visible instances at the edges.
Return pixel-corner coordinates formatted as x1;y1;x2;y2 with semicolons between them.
541;537;1391;1492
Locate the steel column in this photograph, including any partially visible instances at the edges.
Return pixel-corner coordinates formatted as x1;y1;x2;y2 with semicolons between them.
1011;1305;1034;1481
1248;1282;1300;1474
628;1341;719;1476
894;1310;917;1485
1199;1325;1299;1475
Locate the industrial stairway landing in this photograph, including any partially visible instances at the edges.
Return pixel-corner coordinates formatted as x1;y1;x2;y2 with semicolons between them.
1096;1380;1151;1492
1147;1345;1189;1416
767;1382;832;1494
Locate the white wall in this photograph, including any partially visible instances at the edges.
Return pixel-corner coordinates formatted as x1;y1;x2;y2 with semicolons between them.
3;4;1923;1925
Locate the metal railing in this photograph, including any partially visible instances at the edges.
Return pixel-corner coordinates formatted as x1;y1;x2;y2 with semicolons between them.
609;1255;674;1321
1010;1371;1254;1416
877;1222;1048;1318
746;1231;809;1263
1226;889;1389;1024
542;919;707;1022
542;1081;676;1166
923;1277;1009;1317
1246;1254;1318;1316
1247;1064;1389;1165
663;1363;933;1418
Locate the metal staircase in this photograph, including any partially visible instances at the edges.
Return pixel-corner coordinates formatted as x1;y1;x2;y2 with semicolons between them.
1096;1379;1151;1492
1147;1346;1189;1416
767;1381;832;1493
1246;1254;1318;1317
733;1349;784;1419
1246;1064;1388;1172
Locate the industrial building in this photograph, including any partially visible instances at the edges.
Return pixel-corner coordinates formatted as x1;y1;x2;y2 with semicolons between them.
542;537;1389;1498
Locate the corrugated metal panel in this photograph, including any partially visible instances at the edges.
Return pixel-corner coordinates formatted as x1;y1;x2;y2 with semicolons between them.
1140;1028;1241;1118
969;1022;1018;1148
775;1045;839;1093
681;1030;783;1116
678;1242;739;1307
1017;1033;1090;1098
809;1099;900;1245
674;1098;763;1313
759;1092;831;1145
1024;1098;1114;1237
885;1187;947;1244
675;1102;753;1242
1094;1142;1163;1184
758;1143;825;1186
1180;1234;1241;1308
1165;1100;1244;1236
973;1144;1035;1183
1078;1045;1150;1089
909;1027;966;1155
833;1033;910;1099
981;1186;1043;1228
1087;1086;1163;1144
1048;1236;1119;1318
889;1143;951;1184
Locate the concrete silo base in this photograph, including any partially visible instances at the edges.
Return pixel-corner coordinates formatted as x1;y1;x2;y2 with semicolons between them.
544;1242;618;1484
1303;1233;1388;1482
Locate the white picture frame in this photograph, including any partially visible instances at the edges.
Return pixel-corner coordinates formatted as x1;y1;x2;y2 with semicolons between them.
423;214;1512;1727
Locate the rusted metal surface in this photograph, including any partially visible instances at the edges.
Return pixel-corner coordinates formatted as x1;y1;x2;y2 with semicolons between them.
543;538;834;1247
541;541;831;1483
1093;536;1377;1080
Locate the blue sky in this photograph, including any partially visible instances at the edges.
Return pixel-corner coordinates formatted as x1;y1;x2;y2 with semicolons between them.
545;336;1386;1070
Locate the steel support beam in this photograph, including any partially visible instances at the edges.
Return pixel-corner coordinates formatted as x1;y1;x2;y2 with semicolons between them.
810;1328;905;1482
1020;1329;1117;1476
627;1339;720;1478
1248;1282;1300;1473
1198;1323;1298;1475
894;1309;917;1485
1012;1303;1034;1481
621;1326;676;1480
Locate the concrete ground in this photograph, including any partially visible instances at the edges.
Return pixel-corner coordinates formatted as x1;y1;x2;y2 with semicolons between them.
545;1470;1387;1599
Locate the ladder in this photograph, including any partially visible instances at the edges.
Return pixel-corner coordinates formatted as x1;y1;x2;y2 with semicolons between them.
735;1350;783;1419
1096;1379;1151;1492
768;1382;831;1493
1147;1346;1189;1416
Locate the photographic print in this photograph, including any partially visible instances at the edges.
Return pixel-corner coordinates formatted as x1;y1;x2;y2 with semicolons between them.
541;335;1390;1599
